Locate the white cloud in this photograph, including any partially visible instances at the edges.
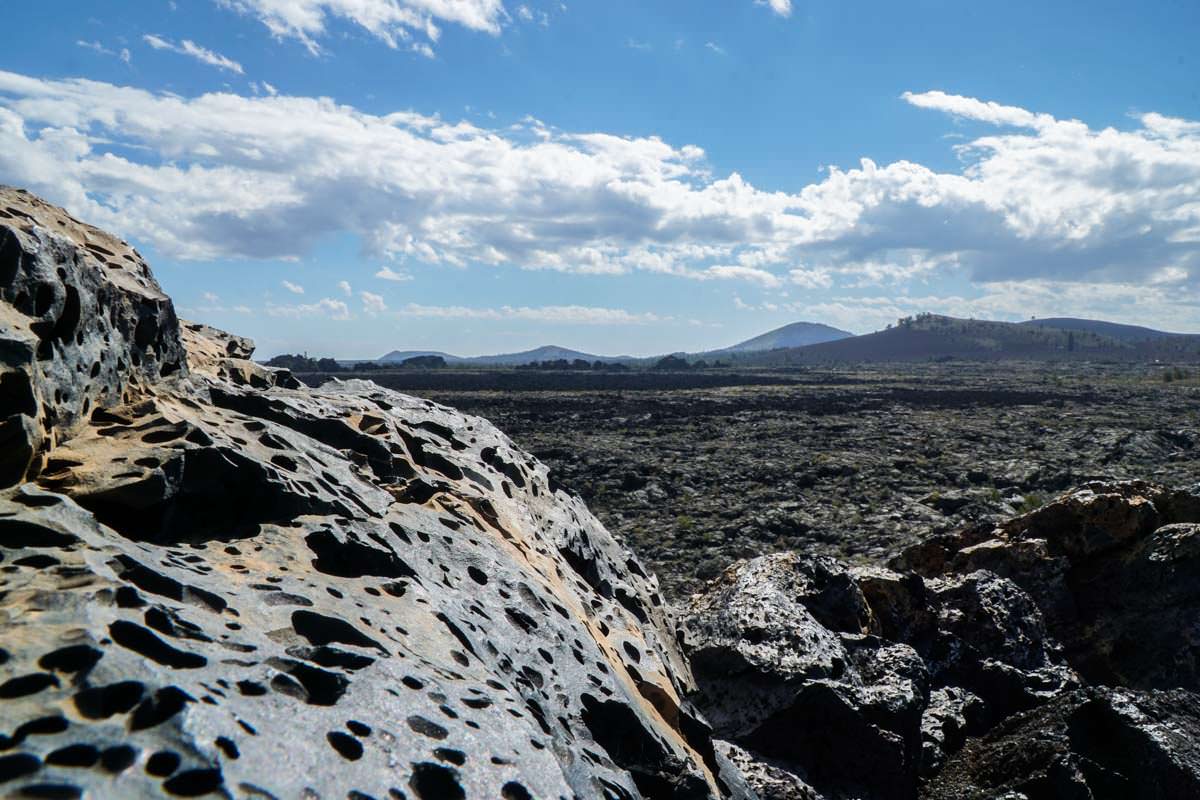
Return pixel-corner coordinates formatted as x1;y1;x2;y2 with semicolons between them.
337;279;352;295
77;40;131;65
217;0;504;56
901;90;1051;129
705;41;726;55
0;73;1197;327
755;0;792;17
788;268;834;289
398;303;663;324
701;265;782;287
375;266;413;282
266;297;351;319
202;291;220;303
143;34;244;74
361;290;387;313
281;280;305;294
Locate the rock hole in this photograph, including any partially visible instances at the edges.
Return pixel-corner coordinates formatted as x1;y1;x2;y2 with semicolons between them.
73;681;145;719
129;686;193;731
408;762;465;800
0;673;58;699
214;737;239;760
109;621;207;669
162;768;224;797
326;731;363;761
146;751;181;777
501;782;533;800
406;716;449;740
99;745;137;773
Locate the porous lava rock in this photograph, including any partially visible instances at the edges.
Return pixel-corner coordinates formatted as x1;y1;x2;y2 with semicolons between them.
0;187;748;799
684;481;1200;799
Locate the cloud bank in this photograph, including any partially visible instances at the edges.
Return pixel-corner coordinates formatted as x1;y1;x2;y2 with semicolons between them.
0;72;1196;320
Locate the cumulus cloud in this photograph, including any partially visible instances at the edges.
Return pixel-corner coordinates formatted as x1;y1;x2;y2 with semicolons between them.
337;279;352;295
361;290;387;313
0;73;1196;315
755;0;792;17
217;0;504;56
281;280;305;294
375;266;413;281
266;297;351;319
398;303;664;324
142;34;244;73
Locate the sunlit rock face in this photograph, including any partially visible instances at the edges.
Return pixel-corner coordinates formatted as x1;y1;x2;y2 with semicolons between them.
0;187;749;800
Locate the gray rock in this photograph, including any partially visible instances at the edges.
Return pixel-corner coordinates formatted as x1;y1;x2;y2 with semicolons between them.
0;188;748;799
683;554;932;799
923;687;1200;800
682;552;1080;799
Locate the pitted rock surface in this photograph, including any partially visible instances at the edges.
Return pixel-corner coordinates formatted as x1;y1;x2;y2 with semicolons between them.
0;189;747;799
0;187;186;488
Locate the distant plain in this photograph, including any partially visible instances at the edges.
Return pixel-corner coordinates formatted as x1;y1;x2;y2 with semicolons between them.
304;361;1200;597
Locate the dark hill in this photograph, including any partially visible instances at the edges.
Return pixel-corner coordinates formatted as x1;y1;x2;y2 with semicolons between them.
737;314;1200;364
1020;317;1184;342
378;348;460;363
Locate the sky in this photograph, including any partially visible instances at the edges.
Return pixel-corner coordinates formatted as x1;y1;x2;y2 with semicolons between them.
1;1;1198;358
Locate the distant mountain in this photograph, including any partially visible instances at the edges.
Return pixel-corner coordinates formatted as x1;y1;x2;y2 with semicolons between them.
378;349;461;363
467;345;628;366
376;344;633;366
734;314;1200;365
1019;318;1184;342
719;321;853;353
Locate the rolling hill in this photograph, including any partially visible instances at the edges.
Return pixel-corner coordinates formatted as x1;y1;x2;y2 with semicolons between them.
1019;318;1185;342
734;314;1200;365
377;344;632;366
378;349;460;363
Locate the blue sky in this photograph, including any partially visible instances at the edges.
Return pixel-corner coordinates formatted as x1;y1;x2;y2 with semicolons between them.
1;0;1198;357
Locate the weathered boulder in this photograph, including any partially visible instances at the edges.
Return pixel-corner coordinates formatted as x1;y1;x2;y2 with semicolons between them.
683;554;930;798
923;687;1200;800
0;188;748;799
894;480;1200;689
682;551;1079;799
1;188;185;487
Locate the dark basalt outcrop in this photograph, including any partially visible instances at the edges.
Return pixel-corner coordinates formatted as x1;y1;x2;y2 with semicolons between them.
684;481;1200;799
0;187;749;799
